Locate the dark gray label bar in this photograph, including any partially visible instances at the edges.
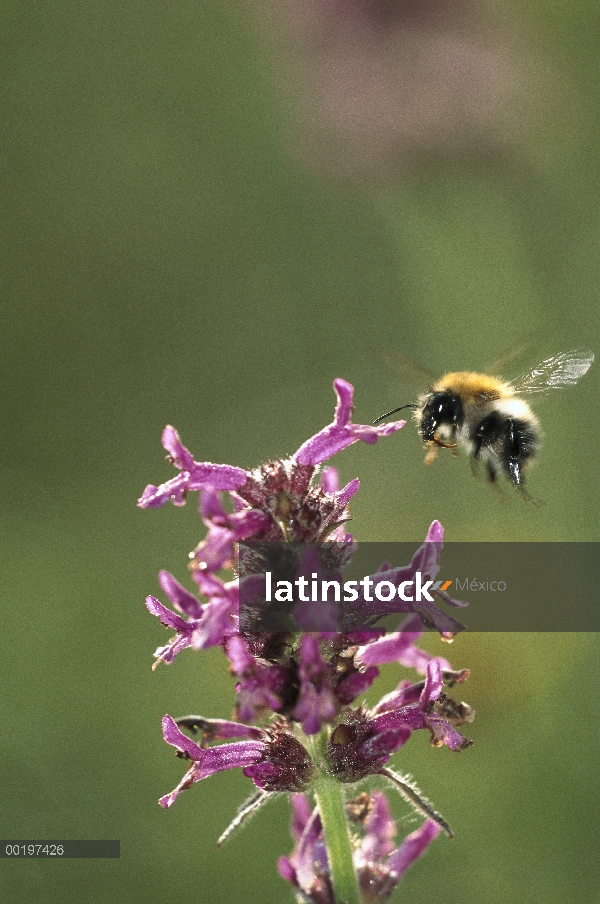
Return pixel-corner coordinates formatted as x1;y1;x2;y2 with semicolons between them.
1;841;120;858
238;542;600;632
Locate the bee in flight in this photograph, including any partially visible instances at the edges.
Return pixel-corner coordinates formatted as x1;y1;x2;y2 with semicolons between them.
374;349;594;503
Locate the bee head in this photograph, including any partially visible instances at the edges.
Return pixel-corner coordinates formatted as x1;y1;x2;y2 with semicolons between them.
419;392;463;443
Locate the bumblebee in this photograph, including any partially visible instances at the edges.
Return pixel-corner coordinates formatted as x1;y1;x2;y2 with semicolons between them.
374;349;594;502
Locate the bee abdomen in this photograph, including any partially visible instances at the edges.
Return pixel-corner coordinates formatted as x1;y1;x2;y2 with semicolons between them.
500;418;540;486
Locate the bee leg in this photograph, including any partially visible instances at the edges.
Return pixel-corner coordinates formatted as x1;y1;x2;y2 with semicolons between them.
483;459;508;504
506;420;543;506
515;484;544;507
423;444;439;465
469;457;480;480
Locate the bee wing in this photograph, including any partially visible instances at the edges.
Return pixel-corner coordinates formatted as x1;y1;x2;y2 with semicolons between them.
485;329;541;377
365;346;435;390
510;349;594;394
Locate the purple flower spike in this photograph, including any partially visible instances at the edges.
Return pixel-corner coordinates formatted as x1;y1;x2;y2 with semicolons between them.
138;426;247;509
143;379;473;896
294;379;404;466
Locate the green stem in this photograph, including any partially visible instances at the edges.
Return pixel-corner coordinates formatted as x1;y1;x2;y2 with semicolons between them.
307;733;361;904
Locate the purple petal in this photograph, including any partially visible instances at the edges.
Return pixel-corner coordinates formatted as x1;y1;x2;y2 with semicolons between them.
333;378;354;426
357;726;411;760
356;630;416;669
146;595;191;633
320;466;339;494
146;595;202;665
200;487;228;522
194;569;228;598
162;425;195;471
159;715;265;808
278;856;297;884
191;597;237;649
179;717;264;741
191;525;236;573
361;791;396;862
371;705;428;734
293;379;405;466
152;634;195;666
138;475;189;508
294;807;327;893
372;706;472;751
411;597;466;636
425;520;444;543
229;509;273;539
162;714;205;759
158;571;203;618
138;427;247;509
293;635;338;734
186;463;248;492
420;659;443;707
401;644;452;673
387;820;440;878
235;665;288;723
192;509;272;573
158;764;197;809
335;666;379;705
436;587;470;610
332;478;360;508
425;713;473;750
243;761;280;787
226;635;256;673
289;793;313;843
372;680;421;714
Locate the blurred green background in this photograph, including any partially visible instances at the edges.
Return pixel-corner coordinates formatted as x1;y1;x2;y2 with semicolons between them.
1;2;599;902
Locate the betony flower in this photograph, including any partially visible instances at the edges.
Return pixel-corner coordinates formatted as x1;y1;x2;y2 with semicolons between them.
365;659;474;755
145;570;239;667
325;659;471;788
141;378;473;903
279;791;441;904
159;715;313;809
346;520;468;638
294;378;405;466
138;425;247;509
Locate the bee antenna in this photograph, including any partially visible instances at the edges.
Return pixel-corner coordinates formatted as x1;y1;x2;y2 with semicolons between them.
373;403;417;425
